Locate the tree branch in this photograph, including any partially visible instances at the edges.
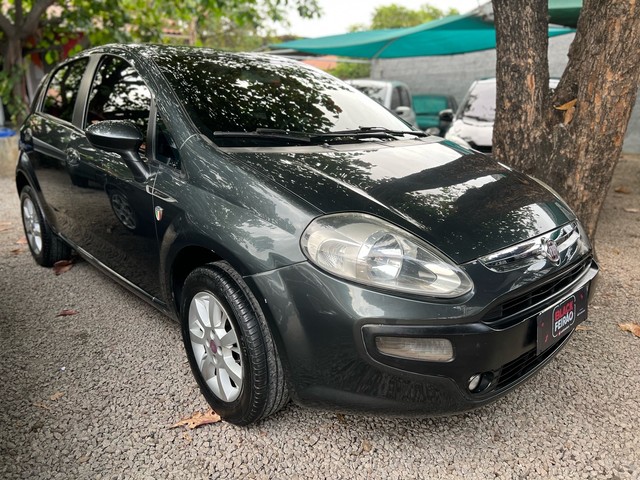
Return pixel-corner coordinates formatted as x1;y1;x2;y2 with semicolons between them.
20;0;56;39
0;11;15;37
15;0;23;29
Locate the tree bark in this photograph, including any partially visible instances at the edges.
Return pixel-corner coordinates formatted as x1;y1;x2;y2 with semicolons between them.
492;0;640;241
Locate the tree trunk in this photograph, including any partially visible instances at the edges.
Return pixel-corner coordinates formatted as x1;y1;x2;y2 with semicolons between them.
492;0;640;241
0;0;56;123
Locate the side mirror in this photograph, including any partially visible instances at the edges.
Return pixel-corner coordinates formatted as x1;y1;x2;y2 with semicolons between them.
395;105;412;117
86;120;149;182
438;109;454;123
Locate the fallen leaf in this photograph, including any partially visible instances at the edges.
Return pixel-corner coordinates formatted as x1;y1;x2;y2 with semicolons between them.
49;392;64;401
335;413;347;424
614;186;631;194
362;439;373;453
32;402;51;411
0;222;12;232
16;236;28;245
10;248;24;255
618;322;640;338
554;99;577;111
623;208;639;213
575;325;592;332
554;99;577;124
56;309;79;317
171;409;221;429
53;259;74;275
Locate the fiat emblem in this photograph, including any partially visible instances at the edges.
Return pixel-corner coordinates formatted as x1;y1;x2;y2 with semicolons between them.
543;239;561;264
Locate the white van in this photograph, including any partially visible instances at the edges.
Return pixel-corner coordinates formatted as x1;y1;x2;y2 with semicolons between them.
346;79;418;128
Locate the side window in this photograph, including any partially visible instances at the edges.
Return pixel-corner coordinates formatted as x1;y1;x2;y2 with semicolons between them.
390;87;401;110
42;58;89;122
399;87;411;108
86;56;151;145
154;114;181;170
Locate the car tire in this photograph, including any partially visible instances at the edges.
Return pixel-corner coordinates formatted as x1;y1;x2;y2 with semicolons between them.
20;186;72;267
181;262;289;425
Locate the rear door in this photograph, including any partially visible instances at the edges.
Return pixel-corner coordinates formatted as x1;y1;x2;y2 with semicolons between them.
25;57;90;238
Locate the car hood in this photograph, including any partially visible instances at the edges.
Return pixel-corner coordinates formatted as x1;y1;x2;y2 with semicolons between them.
447;117;493;147
225;139;574;264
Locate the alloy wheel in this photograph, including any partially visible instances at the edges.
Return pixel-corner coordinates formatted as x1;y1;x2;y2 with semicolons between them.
188;291;243;402
22;197;43;255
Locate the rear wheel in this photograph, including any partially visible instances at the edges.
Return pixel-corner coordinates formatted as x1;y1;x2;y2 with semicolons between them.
181;262;289;425
20;186;71;267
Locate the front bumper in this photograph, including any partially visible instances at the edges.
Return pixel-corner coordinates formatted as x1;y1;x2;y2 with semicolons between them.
245;255;598;416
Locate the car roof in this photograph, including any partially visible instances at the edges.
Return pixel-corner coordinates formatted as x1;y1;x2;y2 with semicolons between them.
347;78;409;88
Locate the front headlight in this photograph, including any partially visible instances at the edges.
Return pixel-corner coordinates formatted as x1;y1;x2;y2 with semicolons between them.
300;213;473;298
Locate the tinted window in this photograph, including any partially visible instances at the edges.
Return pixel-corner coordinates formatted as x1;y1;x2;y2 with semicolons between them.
154;114;180;169
458;82;496;122
399;87;411;108
42;58;88;122
86;56;151;136
154;49;409;142
390;87;401;110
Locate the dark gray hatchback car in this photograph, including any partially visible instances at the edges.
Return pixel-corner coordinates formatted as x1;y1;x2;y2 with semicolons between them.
17;44;598;425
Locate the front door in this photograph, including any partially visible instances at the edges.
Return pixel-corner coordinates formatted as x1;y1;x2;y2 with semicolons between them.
67;54;163;299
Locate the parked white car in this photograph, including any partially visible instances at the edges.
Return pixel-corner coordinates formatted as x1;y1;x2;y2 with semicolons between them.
346;79;418;128
445;77;559;153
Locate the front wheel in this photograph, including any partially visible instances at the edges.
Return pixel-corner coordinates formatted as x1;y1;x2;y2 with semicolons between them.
181;262;289;425
20;185;71;267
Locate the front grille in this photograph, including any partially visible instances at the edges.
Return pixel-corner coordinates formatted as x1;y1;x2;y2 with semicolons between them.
482;256;591;325
494;338;564;390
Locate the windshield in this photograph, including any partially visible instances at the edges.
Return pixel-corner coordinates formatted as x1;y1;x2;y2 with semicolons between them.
457;81;496;122
348;82;388;105
153;49;409;143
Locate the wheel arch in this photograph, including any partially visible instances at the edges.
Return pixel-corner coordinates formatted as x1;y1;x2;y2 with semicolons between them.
169;245;222;317
16;170;30;195
167;241;291;357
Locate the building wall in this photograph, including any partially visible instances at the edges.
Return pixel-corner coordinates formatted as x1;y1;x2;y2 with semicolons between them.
371;33;640;153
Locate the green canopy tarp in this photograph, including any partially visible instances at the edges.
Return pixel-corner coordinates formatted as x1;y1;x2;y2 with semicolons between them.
272;2;579;59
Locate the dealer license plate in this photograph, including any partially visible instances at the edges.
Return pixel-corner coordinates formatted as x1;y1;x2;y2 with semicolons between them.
536;284;589;355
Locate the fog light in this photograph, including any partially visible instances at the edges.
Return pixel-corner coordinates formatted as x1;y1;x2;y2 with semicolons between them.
375;337;453;362
468;374;482;391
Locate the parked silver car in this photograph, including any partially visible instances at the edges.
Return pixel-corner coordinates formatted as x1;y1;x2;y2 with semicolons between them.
347;79;418;128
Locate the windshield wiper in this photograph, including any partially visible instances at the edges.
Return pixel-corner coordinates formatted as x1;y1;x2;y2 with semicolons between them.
213;129;312;143
324;127;427;138
213;127;427;146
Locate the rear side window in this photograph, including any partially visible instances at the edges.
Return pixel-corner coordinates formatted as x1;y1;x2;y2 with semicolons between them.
41;58;89;122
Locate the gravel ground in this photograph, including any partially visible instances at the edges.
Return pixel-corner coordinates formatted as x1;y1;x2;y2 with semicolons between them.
1;155;639;480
